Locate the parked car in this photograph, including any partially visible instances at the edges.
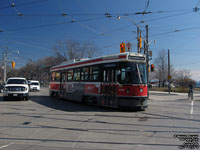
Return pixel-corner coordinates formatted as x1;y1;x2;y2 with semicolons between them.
3;77;29;101
29;80;40;91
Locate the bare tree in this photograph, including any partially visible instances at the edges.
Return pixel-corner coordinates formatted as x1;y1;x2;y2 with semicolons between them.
52;40;99;61
153;49;168;87
174;69;195;87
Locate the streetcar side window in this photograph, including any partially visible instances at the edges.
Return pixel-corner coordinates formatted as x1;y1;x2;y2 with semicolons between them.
51;72;56;81
74;69;80;81
103;70;107;82
90;65;100;81
81;67;89;81
61;72;67;82
55;72;60;82
67;70;73;81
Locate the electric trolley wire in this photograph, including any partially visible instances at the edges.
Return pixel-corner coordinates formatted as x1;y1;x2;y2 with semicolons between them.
150;26;200;37
0;7;193;17
2;16;105;32
57;0;103;36
9;0;22;15
141;10;193;24
0;0;48;10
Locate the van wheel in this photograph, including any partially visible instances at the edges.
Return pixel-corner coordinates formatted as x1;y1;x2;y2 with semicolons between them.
3;96;7;101
25;96;29;101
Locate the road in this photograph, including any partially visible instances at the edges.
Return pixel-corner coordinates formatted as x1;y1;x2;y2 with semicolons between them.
0;88;199;150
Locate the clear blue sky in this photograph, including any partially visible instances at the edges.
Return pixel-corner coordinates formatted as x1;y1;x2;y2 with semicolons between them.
1;0;200;79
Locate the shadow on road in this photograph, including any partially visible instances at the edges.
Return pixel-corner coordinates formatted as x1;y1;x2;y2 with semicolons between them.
26;95;141;113
32;95;117;112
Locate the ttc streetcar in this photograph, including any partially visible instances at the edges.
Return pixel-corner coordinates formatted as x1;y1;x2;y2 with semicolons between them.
49;52;148;110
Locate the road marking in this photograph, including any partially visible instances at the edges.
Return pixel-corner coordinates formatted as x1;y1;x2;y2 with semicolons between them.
0;143;14;149
190;100;194;115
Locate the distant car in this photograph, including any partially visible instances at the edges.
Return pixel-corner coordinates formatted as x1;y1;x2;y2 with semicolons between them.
3;77;29;101
29;80;40;91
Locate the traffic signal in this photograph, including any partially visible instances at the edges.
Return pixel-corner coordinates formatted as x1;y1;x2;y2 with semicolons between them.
12;61;15;69
120;42;126;53
138;37;142;48
151;64;154;72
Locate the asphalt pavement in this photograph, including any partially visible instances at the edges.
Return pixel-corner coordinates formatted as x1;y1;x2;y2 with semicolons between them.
0;88;199;150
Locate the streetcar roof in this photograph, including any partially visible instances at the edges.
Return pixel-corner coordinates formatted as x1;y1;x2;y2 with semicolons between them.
50;52;146;72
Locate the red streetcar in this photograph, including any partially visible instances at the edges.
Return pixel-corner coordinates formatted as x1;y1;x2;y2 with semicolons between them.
49;52;148;110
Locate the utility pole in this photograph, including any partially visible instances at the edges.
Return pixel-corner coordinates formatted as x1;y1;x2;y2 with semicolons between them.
137;26;141;53
145;25;149;98
3;47;8;83
168;49;171;94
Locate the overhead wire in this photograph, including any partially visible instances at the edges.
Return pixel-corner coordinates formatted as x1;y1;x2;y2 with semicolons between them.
57;0;103;36
150;25;200;37
140;10;193;24
1;16;105;32
0;0;48;10
9;0;21;15
1;1;199;64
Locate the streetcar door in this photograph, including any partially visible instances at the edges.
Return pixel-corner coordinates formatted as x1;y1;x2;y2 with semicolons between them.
60;72;67;98
101;68;117;107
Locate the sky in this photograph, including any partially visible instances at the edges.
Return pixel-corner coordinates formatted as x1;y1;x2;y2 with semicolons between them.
1;0;200;80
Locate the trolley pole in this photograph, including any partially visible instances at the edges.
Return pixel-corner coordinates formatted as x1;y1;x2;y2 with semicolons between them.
168;49;171;94
146;25;149;99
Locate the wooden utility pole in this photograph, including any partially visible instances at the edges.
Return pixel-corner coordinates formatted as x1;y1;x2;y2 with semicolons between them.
168;49;171;94
146;25;149;98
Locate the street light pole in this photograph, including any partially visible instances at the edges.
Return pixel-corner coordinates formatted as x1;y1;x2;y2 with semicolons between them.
2;48;19;83
3;48;8;83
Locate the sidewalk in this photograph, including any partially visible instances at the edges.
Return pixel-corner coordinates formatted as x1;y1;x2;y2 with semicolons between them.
149;90;200;101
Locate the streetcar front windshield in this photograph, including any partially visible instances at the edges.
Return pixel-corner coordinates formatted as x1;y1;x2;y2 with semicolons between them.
120;62;147;84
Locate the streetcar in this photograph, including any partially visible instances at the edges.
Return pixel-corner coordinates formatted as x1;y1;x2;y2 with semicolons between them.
49;52;148;110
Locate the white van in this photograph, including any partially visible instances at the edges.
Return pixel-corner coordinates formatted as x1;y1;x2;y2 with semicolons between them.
29;80;40;91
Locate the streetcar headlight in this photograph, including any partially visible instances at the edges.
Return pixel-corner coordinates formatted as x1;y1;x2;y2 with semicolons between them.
140;88;143;93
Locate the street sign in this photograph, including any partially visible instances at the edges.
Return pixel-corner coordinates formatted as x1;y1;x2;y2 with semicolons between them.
168;75;171;80
149;51;152;56
126;42;132;52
